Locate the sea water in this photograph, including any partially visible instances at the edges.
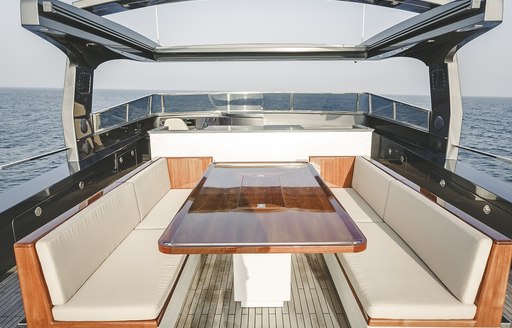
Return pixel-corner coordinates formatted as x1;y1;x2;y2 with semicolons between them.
0;88;152;193
0;88;511;195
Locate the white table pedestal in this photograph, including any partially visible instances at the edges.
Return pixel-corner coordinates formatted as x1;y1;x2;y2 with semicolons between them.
233;254;291;307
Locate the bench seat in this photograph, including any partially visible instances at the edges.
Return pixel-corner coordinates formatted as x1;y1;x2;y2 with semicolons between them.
127;157;192;230
330;155;392;224
338;222;476;320
15;157;203;328
331;188;382;223
36;183;142;307
135;189;192;230
321;156;509;327
53;229;186;321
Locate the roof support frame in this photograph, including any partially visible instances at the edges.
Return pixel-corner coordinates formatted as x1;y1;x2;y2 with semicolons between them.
20;0;502;67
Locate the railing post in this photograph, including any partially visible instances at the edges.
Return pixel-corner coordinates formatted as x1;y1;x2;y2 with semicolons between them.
92;113;98;131
125;103;129;122
392;101;397;120
368;94;372;114
227;93;231;113
161;95;165;113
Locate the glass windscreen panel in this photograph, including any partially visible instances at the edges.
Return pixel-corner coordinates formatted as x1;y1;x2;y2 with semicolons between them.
127;97;150;121
262;93;292;111
369;94;430;130
97;104;127;130
209;94;264;111
370;95;394;119
154;92;370;113
95;95;153;130
161;93;292;112
359;93;370;113
92;92;429;131
150;94;163;114
293;93;359;112
163;94;216;112
396;102;429;129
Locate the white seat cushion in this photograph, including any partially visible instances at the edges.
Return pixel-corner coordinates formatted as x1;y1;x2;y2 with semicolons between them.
351;157;394;218
52;229;186;321
136;189;192;229
384;181;492;304
128;158;171;219
331;188;383;223
36;183;140;306
338;222;476;320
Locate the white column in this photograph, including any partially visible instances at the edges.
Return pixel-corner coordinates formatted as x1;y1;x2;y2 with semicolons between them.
233;254;291;307
61;59;80;164
445;54;463;164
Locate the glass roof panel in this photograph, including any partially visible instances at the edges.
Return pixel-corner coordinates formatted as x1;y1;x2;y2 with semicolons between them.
101;0;418;47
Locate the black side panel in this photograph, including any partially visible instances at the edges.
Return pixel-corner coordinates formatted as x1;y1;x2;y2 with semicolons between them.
372;133;512;239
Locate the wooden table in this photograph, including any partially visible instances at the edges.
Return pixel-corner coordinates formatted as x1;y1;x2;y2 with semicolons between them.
159;162;366;307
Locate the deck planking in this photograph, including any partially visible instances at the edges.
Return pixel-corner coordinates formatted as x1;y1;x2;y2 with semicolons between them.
176;254;349;328
0;270;24;328
505;272;512;323
2;257;512;328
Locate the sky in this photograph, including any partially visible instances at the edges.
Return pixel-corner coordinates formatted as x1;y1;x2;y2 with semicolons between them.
0;0;510;97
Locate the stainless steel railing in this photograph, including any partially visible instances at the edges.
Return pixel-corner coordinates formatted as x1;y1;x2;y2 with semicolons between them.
0;148;69;170
454;144;512;165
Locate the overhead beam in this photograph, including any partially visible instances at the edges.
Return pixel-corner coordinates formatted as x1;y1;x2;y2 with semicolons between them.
154;44;368;61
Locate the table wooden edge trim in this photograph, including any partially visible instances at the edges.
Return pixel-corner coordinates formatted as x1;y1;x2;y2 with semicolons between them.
158;242;367;254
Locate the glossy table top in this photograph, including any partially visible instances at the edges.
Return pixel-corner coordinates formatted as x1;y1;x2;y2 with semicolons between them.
159;162;366;254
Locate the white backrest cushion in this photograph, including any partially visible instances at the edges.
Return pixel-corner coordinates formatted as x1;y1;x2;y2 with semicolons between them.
36;183;140;306
128;158;171;219
384;181;492;304
164;118;189;130
352;157;394;218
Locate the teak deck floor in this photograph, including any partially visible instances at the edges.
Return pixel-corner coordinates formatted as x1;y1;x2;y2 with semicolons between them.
175;254;349;328
1;254;512;328
0;269;24;328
